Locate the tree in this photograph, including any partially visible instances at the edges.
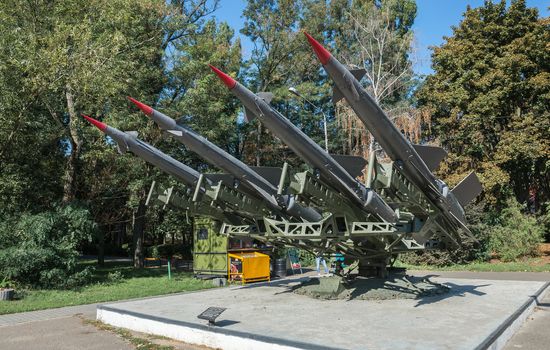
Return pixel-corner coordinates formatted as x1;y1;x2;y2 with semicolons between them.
0;0;228;268
332;0;420;160
416;0;549;208
161;19;242;170
239;0;335;167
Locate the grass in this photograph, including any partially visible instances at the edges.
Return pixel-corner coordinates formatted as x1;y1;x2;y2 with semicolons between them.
0;260;214;315
395;257;550;272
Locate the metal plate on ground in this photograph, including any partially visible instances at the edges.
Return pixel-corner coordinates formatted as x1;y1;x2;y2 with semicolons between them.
197;307;226;324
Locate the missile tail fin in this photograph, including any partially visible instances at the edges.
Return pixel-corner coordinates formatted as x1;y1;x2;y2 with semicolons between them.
116;139;129;154
125;131;139;139
332;85;345;103
257;92;274;104
166;130;183;137
330;154;368;178
413;144;447;171
243;107;257;122
350;68;366;80
451;171;483;207
250;166;282;186
204;173;235;188
333;68;365;103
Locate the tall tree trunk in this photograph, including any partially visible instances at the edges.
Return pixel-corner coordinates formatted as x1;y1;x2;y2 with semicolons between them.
62;83;81;204
132;199;147;268
116;222;124;248
97;228;105;266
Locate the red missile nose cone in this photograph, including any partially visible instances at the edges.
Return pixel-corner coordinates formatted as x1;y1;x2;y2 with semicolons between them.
82;115;107;132
127;96;153;116
304;32;331;65
209;64;237;89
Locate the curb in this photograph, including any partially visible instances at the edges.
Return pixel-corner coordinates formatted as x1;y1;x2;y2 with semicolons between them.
475;281;550;350
97;305;340;350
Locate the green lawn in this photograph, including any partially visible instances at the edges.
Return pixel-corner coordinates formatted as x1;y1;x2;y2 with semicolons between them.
395;258;550;272
0;260;214;315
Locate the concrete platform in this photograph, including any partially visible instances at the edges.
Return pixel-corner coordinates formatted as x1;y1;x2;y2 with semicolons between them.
97;276;549;350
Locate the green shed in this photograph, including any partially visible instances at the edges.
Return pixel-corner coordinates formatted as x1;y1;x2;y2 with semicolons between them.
193;217;228;276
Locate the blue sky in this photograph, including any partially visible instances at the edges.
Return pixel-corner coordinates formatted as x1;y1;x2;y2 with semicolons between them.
209;0;549;76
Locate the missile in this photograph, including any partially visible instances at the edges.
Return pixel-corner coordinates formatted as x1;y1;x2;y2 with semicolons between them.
209;65;398;223
127;97;323;222
304;32;482;229
82;115;204;189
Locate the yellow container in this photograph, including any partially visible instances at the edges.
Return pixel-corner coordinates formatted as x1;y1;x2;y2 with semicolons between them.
228;252;270;284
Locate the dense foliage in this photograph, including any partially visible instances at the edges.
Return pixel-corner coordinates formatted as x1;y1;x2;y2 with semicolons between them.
487;199;544;261
408;0;549;264
417;0;549;207
0;205;96;288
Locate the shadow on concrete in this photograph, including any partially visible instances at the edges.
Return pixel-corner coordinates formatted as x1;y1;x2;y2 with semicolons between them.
414;282;490;307
230;272;491;306
235;276;310;291
214;320;240;327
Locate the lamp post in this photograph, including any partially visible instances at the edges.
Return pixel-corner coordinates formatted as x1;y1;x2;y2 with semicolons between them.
288;87;329;152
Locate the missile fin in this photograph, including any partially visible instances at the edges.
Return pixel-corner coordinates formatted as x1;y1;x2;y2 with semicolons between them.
125;131;139;139
257;92;274;104
250;166;283;186
413;144;447;171
345;70;361;101
246;181;280;208
116;139;129;154
204;173;235;188
350;68;366;80
243;107;257;123
330;154;368;178
166;130;183;137
332;85;345;103
451;171;483;207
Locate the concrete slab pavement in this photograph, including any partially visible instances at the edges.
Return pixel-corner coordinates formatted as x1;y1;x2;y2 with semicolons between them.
97;276;548;350
0;303;98;327
0;316;134;350
2;270;549;349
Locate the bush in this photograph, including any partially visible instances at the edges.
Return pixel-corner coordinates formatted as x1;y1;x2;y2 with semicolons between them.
0;204;96;288
106;270;124;284
488;198;544;262
298;249;316;267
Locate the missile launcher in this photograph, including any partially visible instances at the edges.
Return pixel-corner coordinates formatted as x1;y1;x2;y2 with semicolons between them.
82;32;482;278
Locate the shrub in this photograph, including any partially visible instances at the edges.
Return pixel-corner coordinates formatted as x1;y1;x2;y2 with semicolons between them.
0;204;96;288
298;249;316;267
106;270;124;284
488;198;544;262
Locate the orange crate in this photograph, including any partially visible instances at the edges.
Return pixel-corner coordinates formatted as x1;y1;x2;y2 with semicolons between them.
228;252;270;284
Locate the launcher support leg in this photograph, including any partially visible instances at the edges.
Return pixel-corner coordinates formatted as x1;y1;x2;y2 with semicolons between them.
357;258;390;278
